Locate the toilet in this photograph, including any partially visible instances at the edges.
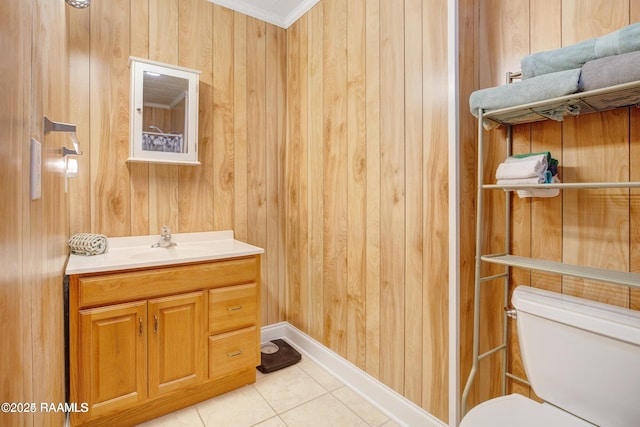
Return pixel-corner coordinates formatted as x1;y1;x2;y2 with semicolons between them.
460;286;640;427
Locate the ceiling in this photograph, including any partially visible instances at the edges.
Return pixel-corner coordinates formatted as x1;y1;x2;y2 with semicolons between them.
208;0;320;29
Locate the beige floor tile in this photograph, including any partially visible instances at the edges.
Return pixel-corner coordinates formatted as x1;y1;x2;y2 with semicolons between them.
253;416;288;427
297;358;343;391
280;393;369;427
380;420;402;427
196;385;275;427
332;386;390;426
254;365;327;413
136;405;203;427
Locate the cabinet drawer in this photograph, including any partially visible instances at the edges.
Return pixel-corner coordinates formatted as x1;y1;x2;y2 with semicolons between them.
208;283;257;334
77;256;258;307
208;327;258;381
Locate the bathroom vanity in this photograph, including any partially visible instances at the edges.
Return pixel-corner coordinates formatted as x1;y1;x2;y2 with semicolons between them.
65;231;264;427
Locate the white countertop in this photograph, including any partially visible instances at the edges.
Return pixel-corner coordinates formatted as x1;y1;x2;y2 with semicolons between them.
65;230;264;275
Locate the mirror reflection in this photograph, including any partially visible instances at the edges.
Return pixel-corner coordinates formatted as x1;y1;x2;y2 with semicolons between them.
142;72;188;154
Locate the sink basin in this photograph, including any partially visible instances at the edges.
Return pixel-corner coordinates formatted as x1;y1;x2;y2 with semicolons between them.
128;246;206;260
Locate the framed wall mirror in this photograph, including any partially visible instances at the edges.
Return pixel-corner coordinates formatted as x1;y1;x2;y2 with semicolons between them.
128;57;201;165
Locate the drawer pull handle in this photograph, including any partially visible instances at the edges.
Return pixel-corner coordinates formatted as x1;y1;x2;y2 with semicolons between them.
227;349;243;358
139;317;143;336
226;305;243;312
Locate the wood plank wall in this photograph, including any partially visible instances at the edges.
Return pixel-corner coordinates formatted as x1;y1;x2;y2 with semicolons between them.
68;0;288;327
284;0;449;419
0;1;69;426
463;0;640;412
68;0;450;421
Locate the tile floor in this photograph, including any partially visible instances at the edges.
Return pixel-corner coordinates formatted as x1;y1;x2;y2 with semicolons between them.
138;357;402;427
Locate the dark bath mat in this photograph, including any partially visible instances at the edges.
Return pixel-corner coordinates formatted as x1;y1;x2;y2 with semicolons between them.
257;339;301;374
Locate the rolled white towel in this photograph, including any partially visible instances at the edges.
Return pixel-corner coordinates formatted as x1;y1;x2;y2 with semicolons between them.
68;233;109;256
495;157;547;180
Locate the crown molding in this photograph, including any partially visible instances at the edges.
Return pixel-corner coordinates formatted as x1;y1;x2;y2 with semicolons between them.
208;0;320;29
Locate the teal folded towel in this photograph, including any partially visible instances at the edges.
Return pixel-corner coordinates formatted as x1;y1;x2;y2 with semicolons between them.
469;68;582;126
509;151;552;164
521;22;640;79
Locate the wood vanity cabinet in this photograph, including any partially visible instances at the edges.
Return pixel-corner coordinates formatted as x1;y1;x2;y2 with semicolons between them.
68;256;260;427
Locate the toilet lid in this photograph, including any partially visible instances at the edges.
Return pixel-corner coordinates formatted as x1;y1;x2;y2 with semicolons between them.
459;394;593;427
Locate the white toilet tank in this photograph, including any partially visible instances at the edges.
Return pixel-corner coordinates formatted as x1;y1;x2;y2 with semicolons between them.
512;286;640;427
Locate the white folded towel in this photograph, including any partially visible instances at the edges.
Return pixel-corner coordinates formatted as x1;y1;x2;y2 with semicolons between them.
496;157;547;180
516;188;560;198
516;176;561;198
497;176;546;186
503;153;548;165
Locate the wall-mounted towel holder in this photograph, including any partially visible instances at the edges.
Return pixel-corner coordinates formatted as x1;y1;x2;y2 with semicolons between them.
44;116;83;156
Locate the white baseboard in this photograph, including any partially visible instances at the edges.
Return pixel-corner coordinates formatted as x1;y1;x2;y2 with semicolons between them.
261;322;447;427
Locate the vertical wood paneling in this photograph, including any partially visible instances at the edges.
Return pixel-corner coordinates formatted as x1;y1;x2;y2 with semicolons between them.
2;0;68;425
346;0;367;371
68;6;92;236
379;0;405;394
364;0;381;380
421;0;449;418
233;13;248;242
35;1;68;422
285;0;449;418
307;3;325;341
129;0;150;235
178;0;214;234
404;0;424;404
563;111;630;306
246;16;269;327
265;24;286;326
149;0;178;62
561;1;629;307
473;0;529;409
212;5;235;231
285;20;302;328
91;0;131;236
322;0;348;356
297;14;310;333
1;2;31;424
458;0;479;417
276;25;288;324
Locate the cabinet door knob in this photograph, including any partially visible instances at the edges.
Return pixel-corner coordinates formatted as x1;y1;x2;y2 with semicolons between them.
153;314;159;334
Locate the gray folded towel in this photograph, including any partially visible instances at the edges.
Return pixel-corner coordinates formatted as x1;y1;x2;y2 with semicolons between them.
580;50;640;92
469;68;582;126
521;22;640;79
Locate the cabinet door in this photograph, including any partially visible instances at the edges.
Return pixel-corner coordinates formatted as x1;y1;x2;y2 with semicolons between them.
78;301;147;419
148;291;206;397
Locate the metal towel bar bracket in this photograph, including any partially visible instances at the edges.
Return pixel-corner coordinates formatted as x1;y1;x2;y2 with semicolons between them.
44;116;83;156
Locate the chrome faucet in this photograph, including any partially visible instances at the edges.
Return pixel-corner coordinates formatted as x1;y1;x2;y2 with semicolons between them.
151;226;177;248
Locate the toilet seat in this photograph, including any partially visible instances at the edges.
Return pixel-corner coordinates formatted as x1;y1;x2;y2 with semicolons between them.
459;394;594;427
